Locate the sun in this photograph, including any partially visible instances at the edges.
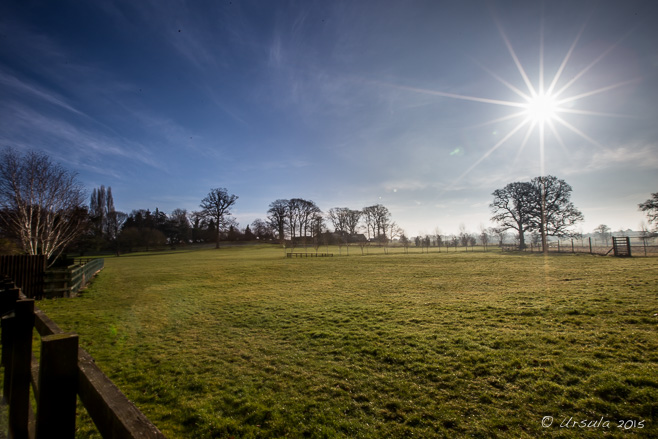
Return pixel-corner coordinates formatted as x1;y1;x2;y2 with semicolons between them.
524;92;558;124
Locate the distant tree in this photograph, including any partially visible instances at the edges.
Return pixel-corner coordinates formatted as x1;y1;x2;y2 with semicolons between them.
107;210;127;255
357;235;368;255
328;207;349;233
594;224;611;246
286;198;321;241
362;204;390;240
345;209;362;236
479;225;490;250
381;221;401;254
531;231;541;247
400;233;410;254
200;188;238;248
190;211;207;243
458;224;470;248
166;208;190;247
0;148;87;265
119;208;169;252
227;225;241;241
639;192;658;230
251;219;274;240
267;199;289;241
243;225;255;241
89;186;107;239
434;227;442;252
310;211;324;238
639;223;654;255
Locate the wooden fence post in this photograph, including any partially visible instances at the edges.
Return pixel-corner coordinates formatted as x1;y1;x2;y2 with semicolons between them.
8;299;35;439
0;285;20;317
1;313;15;402
36;333;79;439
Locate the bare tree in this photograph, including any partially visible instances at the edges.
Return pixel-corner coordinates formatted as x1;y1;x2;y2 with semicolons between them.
639;192;658;230
434;227;442;252
529;175;583;241
594;224;611;246
328;207;349;233
345;209;362;236
399;233;410;254
362;206;376;240
383;221;402;254
492;228;507;247
479;224;490;251
267;199;289;242
490;182;534;249
200;188;238;248
0;148;87;265
251;218;274;240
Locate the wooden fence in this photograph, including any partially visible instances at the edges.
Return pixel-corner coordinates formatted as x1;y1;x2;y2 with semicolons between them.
0;276;166;438
0;256;46;299
43;259;105;298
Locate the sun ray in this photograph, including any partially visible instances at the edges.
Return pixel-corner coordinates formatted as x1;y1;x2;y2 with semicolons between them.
372;81;527;108
552;115;604;149
471;59;532;101
552;26;635;99
468;110;528;129
557;108;634;118
556;78;641;106
546;118;570;157
446;118;531;191
493;15;537;97
513;121;537;164
539;5;545;94
546;19;589;95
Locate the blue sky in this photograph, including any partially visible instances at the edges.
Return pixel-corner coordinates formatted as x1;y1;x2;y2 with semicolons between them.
1;0;657;236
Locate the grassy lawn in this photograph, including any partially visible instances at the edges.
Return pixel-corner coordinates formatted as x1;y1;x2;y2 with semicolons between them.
36;245;657;438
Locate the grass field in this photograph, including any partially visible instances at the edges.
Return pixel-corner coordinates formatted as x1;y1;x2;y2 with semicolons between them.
35;245;657;438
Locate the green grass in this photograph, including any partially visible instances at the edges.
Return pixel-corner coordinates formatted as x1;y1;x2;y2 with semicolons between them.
35;245;657;438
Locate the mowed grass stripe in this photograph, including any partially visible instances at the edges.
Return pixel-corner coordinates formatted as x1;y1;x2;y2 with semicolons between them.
37;246;658;438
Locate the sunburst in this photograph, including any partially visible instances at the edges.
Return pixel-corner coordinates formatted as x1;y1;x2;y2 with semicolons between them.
376;10;637;185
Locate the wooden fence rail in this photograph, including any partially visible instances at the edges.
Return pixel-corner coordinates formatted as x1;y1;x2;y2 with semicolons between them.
0;256;46;300
43;259;105;298
1;276;166;439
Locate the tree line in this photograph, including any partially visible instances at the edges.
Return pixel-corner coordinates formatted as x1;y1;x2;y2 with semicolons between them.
1;148;657;262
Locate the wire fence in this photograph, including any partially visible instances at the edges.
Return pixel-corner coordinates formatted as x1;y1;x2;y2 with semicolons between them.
501;236;658;257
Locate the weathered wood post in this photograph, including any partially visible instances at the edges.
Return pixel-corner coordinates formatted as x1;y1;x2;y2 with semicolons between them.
0;280;19;401
36;333;79;439
589;237;592;254
8;299;35;439
0;284;19;315
1;313;16;401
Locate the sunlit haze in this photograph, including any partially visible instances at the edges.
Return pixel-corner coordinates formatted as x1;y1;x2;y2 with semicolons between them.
1;0;657;236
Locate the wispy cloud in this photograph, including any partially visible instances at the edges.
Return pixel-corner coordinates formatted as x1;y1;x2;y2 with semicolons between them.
0;102;164;171
0;70;84;116
566;143;658;174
